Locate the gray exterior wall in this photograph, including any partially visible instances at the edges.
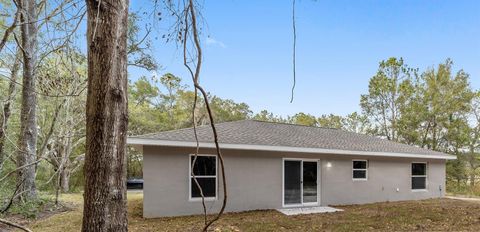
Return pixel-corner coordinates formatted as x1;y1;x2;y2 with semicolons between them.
142;145;446;218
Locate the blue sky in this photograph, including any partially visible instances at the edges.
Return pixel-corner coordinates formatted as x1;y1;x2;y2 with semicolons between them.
131;0;480;117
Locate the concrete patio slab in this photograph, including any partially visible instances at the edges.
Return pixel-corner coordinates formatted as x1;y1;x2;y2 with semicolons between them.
277;206;343;215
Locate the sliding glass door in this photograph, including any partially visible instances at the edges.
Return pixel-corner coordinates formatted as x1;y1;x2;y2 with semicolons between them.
302;161;318;204
283;159;318;206
284;161;302;205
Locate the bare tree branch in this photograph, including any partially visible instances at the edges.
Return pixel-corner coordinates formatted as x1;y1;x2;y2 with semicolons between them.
180;1;227;231
0;157;44;183
182;1;208;225
290;0;296;103
0;218;33;232
0;8;19;54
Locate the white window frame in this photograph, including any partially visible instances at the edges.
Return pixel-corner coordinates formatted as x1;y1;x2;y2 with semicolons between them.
352;159;368;181
188;154;218;201
411;162;428;191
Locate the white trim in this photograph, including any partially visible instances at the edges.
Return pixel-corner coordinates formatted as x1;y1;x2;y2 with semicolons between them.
352;159;368;181
282;158;320;208
411;162;428;191
188;154;218;202
127;138;456;160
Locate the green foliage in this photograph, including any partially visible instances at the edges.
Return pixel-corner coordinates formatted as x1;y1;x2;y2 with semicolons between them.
0;0;13;34
127;12;158;71
127;147;143;178
289;112;317;126
128;73;253;136
317;114;343;129
8;196;49;219
359;58;480;188
360;58;475;153
0;183;57;219
447;159;467;184
420;60;473;151
210;97;252;122
360;57;416;141
130;76;160;105
252;110;287;123
343;112;373;134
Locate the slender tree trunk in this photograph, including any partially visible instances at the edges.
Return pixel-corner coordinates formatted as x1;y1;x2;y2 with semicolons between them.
470;173;475;187
60;163;70;192
0;50;21;167
60;135;71;193
16;0;38;200
82;0;129;231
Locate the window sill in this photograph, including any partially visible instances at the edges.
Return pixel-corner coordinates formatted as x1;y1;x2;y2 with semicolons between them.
352;178;368;181
411;189;428;192
189;197;217;202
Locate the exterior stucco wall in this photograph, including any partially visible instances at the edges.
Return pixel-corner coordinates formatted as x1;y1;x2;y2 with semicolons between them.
142;145;446;218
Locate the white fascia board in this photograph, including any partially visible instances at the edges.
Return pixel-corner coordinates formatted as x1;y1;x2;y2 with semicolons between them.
127;138;457;160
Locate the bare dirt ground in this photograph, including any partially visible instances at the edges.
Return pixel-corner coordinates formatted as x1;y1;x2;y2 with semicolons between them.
4;193;480;231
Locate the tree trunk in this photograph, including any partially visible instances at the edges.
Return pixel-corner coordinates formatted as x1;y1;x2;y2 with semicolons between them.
470;174;475;187
60;165;70;192
82;0;129;231
16;0;38;200
0;50;20;168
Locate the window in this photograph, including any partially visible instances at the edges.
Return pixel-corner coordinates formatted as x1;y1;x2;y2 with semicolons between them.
411;162;427;190
352;160;368;180
190;155;217;199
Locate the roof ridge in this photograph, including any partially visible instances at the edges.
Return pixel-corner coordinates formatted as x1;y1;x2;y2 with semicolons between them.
250;119;340;130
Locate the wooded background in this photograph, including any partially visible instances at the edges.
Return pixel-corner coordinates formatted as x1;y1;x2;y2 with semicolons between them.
0;0;479;231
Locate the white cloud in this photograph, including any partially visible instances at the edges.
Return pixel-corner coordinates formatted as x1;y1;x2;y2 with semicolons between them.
205;37;226;48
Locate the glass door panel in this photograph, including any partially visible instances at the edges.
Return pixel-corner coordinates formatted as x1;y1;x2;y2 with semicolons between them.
284;160;301;205
302;161;317;203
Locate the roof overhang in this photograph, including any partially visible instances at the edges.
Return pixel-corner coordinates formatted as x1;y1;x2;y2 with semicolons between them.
127;138;457;160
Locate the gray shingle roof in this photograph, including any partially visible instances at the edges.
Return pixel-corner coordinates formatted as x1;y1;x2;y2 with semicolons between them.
130;120;453;158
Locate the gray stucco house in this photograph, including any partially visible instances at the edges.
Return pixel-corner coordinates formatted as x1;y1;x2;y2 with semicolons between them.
127;120;456;218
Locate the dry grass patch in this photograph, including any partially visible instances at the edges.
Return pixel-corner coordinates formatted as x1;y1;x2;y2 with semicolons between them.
26;194;480;232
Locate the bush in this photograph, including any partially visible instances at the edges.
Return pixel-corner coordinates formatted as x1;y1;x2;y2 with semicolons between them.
447;180;480;197
0;186;62;219
9;197;49;219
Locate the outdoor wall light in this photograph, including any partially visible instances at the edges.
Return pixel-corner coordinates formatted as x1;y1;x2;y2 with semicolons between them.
326;162;332;168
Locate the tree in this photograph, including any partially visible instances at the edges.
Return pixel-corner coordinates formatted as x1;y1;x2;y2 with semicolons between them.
316;112;372;134
129;76;160;106
210;97;252;123
128;76;168;135
289;112;317;126
159;73;183;127
360;57;415;141
127;12;158;71
82;0;129;230
253;110;286;122
16;0;39;200
0;49;20;167
317;114;343;129
416;60;474;151
464;92;480;186
447;157;468;187
0;0;17;54
36;48;87;194
342;112;372;134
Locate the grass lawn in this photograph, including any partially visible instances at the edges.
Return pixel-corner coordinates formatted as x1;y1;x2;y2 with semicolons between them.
18;193;480;231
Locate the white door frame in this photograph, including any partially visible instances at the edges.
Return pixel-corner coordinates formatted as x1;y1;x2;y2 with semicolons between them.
282;158;320;208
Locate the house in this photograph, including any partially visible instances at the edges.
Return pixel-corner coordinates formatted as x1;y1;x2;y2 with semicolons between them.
127;120;456;218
